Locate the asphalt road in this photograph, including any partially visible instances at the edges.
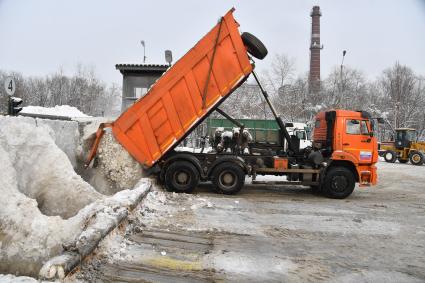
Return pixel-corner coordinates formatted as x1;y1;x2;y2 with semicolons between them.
74;160;425;282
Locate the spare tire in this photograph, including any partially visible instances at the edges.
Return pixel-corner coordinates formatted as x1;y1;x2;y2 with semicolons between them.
241;32;268;60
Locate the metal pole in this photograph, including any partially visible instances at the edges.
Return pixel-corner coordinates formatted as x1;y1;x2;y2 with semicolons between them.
340;50;347;97
251;70;297;154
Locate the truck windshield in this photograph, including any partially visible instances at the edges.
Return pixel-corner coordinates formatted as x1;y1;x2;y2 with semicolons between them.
346;120;369;135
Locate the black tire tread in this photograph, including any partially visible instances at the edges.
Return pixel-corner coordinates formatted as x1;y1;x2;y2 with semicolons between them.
384;150;397;163
211;163;245;195
323;166;355;199
241;32;268;60
164;161;199;193
409;151;424;166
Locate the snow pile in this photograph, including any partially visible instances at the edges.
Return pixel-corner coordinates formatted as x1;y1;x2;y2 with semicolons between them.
95;130;144;193
21;105;89;118
0;116;102;218
0;116;153;277
39;179;153;280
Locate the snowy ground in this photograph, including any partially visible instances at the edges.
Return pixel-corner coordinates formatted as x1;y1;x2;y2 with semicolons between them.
74;160;425;282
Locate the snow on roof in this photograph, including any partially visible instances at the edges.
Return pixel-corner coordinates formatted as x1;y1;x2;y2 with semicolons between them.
21;105;90;118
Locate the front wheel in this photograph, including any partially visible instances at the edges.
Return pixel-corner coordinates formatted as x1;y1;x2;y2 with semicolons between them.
409;151;424;166
323;167;355;199
211;163;245;194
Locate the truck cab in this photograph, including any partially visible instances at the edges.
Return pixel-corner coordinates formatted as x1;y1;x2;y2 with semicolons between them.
285;122;311;150
312;110;378;191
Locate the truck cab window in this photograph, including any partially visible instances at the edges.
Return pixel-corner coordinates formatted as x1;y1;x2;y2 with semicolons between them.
295;130;306;140
346;120;369;135
360;121;369;135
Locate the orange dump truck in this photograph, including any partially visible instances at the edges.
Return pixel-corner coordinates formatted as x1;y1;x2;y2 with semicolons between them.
88;8;379;199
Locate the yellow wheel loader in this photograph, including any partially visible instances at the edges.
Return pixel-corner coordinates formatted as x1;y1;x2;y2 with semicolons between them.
379;128;425;165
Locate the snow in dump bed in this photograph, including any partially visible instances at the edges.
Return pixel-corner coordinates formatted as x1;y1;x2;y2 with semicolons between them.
95;130;144;193
21;105;89;118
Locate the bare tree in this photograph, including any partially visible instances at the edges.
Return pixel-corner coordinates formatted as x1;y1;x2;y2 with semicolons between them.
379;62;424;129
263;53;296;95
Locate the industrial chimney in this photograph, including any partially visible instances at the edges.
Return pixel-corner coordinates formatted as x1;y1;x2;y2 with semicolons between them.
309;6;322;93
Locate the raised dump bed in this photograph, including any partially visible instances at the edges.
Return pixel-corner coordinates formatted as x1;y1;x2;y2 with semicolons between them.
111;8;254;167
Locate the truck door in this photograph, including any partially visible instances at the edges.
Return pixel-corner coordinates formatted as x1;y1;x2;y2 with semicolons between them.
343;119;374;163
294;129;311;149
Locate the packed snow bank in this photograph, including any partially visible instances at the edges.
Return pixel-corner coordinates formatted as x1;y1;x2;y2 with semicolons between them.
0;116;102;218
21;105;89;118
0;116;153;278
39;179;152;280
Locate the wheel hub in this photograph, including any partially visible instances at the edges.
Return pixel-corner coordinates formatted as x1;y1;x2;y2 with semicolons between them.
176;171;189;185
222;173;234;184
331;176;348;192
219;171;236;187
412;154;420;162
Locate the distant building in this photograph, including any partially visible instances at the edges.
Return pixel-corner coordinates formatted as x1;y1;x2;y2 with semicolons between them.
116;64;169;111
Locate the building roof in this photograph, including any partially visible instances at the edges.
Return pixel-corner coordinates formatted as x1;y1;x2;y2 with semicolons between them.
115;64;169;74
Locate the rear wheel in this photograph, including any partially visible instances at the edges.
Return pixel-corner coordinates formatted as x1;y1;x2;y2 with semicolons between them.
323;167;355;199
164;161;199;193
409;151;424;166
211;163;245;194
384;150;397;163
241;32;268;60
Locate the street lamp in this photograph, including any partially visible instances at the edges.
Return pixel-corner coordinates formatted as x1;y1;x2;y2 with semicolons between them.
340;50;347;95
340;50;347;77
141;40;147;63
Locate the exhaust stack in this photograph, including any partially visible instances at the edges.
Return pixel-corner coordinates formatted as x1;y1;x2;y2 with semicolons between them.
309;6;322;93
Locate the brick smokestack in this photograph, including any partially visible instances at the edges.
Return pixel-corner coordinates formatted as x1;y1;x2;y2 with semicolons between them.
309;6;322;93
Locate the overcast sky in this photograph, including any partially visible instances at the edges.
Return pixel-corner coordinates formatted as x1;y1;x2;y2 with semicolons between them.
1;0;425;85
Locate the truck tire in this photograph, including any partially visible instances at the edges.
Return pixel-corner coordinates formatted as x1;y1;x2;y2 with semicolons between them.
409;151;424;166
323;167;355;199
241;32;268;60
384;150;397;163
164;161;199;193
211;163;245;194
398;158;408;164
